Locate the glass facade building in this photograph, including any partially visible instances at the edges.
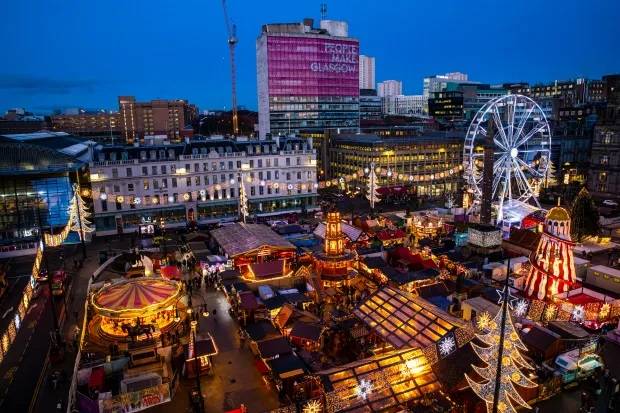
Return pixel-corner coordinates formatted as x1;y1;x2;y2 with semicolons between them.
257;21;360;138
0;141;85;255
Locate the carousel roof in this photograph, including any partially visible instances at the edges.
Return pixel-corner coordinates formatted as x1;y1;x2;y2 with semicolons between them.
92;278;181;317
211;223;295;257
318;348;441;412
354;286;465;349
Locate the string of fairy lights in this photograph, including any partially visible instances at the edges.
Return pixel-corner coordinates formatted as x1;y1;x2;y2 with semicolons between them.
91;163;464;206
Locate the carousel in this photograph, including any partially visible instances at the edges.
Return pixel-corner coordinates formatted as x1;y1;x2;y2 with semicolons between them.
90;278;185;343
411;212;444;241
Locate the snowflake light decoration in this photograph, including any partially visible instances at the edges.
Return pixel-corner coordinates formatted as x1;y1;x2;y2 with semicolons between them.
355;379;373;400
600;303;611;319
476;311;492;330
513;299;529;318
438;335;456;357
496;286;518;309
302;400;322;413
572;305;585;322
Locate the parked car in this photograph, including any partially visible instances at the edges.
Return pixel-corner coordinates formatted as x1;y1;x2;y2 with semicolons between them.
602;199;619;207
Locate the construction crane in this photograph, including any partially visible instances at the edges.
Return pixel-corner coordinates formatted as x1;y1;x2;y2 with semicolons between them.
221;0;239;136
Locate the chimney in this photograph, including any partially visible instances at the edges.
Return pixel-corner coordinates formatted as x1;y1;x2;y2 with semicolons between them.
303;18;314;28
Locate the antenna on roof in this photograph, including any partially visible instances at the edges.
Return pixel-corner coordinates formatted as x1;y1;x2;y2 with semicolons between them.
320;3;327;20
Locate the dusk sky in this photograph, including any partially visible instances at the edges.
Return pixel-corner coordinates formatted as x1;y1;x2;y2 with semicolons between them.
2;0;619;114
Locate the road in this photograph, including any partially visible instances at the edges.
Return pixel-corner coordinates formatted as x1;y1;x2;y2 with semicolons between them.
150;288;280;413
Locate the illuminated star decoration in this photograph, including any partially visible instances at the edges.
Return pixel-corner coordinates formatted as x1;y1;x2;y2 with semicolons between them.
355;379;373;400
302;400;322;413
572;305;585;322
438;335;456;357
513;299;529;318
496;286;519;309
476;311;492;331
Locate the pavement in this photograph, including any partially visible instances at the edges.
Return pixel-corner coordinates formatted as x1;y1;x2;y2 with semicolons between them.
150;287;280;413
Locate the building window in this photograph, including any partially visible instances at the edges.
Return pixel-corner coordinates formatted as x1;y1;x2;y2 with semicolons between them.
143;180;149;190
153;180;159;189
101;200;107;212
274;158;279;167
230;188;235;198
161;165;167;174
258;159;263;168
205;175;209;185
228;161;233;170
286;172;291;180
186;177;191;187
194;163;199;172
250;160;254;168
601;155;609;165
171;165;176;174
142;166;148;176
126;168;132;177
195;176;200;186
267;171;271;180
112;168;118;178
259;186;264;195
172;177;177;188
152;166;158;175
162;179;168;189
297;172;301;180
275;171;279;179
266;159;271;167
250;186;255;196
296;157;300;165
286;158;290;166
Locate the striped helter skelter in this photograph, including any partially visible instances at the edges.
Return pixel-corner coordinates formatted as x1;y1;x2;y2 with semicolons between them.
524;207;576;301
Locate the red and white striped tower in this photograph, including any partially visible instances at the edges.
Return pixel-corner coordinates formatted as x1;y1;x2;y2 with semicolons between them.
524;206;576;301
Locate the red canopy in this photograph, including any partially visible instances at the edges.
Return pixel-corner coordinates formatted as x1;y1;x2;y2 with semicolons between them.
376;229;406;241
160;265;181;280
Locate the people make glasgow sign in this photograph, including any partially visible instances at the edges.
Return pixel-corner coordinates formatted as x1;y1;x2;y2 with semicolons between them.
310;43;358;73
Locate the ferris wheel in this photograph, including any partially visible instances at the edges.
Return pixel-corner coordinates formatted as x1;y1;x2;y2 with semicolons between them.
463;94;551;221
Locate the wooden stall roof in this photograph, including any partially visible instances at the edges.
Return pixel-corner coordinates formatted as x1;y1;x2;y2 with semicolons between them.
211;223;295;257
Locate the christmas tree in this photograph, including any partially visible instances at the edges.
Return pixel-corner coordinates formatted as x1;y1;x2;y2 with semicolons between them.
238;177;249;223
465;302;537;413
366;164;380;211
570;187;599;242
69;186;94;240
543;159;558;188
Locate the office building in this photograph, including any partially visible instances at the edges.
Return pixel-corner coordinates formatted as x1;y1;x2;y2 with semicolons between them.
428;91;464;121
89;135;318;235
51;110;121;142
359;89;382;121
377;80;402;98
588;74;620;199
423;72;469;99
359;55;375;89
256;19;360;139
118;96;198;144
323;131;463;197
0;132;93;257
382;95;426;117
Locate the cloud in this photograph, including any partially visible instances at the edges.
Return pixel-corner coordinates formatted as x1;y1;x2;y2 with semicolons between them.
0;74;103;95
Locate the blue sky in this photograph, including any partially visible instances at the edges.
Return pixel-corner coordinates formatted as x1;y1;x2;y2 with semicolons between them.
1;0;619;113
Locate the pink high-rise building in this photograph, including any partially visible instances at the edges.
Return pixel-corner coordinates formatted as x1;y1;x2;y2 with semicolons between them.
257;19;360;138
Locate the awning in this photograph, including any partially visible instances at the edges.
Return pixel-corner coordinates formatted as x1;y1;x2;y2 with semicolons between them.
160;265;181;280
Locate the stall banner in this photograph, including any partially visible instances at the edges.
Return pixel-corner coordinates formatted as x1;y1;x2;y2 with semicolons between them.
100;383;170;413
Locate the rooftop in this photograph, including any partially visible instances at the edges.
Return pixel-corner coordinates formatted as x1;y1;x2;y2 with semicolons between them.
211;223;295;257
354;286;465;349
